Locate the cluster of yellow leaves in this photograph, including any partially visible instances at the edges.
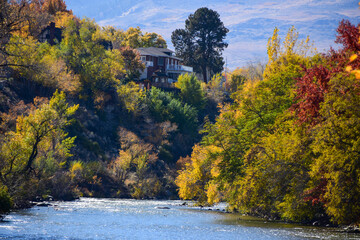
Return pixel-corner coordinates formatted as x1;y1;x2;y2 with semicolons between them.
117;82;145;115
102;26;167;49
0;91;78;183
346;52;360;78
54;11;76;28
108;150;132;182
264;26;316;79
108;128;164;199
6;36;81;94
70;161;84;181
109;128;157;191
176;144;222;204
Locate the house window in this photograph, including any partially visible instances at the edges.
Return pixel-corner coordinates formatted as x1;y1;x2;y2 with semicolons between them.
155;78;159;83
158;57;164;66
141;56;146;62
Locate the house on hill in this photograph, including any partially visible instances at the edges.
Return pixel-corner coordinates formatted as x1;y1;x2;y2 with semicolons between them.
38;23;112;50
38;22;62;45
136;47;193;88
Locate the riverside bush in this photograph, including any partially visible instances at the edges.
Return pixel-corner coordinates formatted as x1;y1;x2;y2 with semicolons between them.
0;186;12;217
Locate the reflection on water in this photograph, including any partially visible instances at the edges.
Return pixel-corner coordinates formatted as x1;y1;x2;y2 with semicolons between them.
0;198;359;240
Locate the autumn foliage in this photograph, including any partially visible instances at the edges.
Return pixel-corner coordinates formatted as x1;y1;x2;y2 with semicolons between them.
177;21;360;225
293;20;360;126
1;0;360;227
0;0;184;212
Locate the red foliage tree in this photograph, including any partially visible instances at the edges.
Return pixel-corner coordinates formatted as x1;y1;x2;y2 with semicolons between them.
293;65;331;125
292;20;360;125
335;19;360;53
303;177;327;206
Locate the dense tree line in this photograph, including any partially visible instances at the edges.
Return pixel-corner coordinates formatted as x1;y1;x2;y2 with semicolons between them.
176;22;360;226
2;0;358;228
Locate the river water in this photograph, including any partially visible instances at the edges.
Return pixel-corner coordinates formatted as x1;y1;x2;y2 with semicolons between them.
0;198;359;239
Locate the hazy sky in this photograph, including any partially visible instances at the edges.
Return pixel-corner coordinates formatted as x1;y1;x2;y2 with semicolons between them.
66;0;360;69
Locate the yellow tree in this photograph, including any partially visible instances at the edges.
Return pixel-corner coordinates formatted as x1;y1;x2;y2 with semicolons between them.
141;32;167;48
6;35;80;94
176;144;222;205
0;91;78;201
117;81;145;116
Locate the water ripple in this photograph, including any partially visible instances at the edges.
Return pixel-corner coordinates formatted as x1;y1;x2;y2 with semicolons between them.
0;198;359;240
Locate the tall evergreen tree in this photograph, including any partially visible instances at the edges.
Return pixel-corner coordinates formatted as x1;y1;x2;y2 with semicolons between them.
171;8;228;83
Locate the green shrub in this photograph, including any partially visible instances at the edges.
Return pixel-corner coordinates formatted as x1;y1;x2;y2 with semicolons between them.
0;186;13;216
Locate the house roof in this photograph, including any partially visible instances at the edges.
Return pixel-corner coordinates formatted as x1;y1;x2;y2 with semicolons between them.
136;47;182;60
39;22;62;45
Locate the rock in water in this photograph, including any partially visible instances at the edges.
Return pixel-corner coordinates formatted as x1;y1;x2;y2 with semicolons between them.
37;202;52;207
156;207;170;209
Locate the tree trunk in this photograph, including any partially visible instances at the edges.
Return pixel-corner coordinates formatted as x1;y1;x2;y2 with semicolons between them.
24;138;40;173
202;66;208;83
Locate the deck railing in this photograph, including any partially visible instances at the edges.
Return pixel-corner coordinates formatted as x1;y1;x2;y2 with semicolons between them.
145;61;153;67
166;65;193;72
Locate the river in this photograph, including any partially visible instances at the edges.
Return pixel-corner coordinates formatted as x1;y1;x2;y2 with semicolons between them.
0;198;359;239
